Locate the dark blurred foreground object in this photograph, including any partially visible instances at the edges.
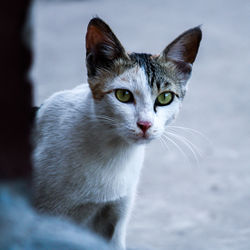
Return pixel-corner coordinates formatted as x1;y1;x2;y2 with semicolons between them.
0;182;109;250
0;0;33;179
0;1;108;249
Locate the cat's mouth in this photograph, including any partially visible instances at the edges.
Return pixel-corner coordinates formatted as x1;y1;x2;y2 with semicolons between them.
131;132;154;144
123;128;157;144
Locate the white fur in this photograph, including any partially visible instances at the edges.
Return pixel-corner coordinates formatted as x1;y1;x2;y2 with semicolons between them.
32;66;181;249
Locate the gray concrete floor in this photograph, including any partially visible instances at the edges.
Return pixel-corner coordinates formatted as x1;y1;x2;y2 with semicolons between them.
32;0;250;249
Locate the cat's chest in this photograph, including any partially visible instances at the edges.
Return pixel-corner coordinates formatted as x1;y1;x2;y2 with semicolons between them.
68;145;145;204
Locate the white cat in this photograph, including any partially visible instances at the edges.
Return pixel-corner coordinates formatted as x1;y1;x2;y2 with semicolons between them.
32;18;202;250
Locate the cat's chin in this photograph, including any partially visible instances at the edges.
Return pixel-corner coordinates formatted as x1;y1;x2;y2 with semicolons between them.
127;135;155;145
134;138;153;145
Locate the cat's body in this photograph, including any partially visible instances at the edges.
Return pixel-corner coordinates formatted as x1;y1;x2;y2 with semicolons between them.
33;18;202;250
33;84;143;249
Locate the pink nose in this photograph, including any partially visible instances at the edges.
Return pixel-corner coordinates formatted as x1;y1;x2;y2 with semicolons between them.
137;121;152;134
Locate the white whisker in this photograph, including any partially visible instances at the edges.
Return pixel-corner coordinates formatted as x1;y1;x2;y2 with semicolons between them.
159;136;170;151
87;115;119;127
168;125;211;145
161;133;189;160
167;129;202;157
165;131;200;164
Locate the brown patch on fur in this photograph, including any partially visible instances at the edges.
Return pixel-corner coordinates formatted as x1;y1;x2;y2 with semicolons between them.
94;90;113;100
120;77;129;82
134;90;140;96
134;64;140;73
88;57;135;100
150;54;160;59
91;88;108;100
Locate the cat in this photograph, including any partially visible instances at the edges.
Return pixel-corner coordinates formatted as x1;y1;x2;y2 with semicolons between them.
32;17;202;250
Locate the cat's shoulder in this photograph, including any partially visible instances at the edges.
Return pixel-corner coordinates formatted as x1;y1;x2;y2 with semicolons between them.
47;83;89;105
38;83;90;114
34;83;91;132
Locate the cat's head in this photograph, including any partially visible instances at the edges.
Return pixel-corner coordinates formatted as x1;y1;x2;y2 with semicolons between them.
86;18;202;144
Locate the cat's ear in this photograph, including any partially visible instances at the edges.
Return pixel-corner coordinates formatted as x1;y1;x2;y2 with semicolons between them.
159;26;202;80
86;18;127;76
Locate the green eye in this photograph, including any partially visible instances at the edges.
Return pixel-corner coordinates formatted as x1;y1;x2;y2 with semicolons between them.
115;89;134;103
155;92;174;106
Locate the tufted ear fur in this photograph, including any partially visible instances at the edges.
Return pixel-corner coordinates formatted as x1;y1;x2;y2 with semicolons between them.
159;26;202;81
86;18;127;77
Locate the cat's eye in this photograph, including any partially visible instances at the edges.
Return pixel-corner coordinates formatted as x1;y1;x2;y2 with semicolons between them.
155;91;174;106
115;89;134;103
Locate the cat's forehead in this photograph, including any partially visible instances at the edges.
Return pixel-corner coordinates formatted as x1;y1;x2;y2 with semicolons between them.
114;53;183;96
113;65;148;91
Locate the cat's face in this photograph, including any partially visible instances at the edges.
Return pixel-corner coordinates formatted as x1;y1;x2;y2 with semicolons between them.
85;18;202;144
94;62;182;144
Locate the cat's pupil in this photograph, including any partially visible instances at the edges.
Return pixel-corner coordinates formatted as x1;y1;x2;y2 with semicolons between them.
162;93;170;101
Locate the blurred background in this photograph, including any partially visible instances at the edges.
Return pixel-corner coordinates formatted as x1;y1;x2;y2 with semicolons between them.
32;0;250;249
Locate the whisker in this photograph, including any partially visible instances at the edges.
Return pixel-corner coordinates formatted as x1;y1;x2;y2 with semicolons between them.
158;137;165;151
161;133;189;160
167;129;202;157
159;136;170;151
87;115;119;127
165;131;200;164
95;115;116;122
168;125;211;145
